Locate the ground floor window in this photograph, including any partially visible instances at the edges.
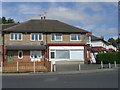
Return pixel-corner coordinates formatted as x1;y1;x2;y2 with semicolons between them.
18;51;23;59
70;50;84;60
30;51;42;61
50;49;84;61
56;50;70;59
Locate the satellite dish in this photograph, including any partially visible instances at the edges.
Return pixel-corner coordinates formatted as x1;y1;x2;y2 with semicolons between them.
40;41;44;45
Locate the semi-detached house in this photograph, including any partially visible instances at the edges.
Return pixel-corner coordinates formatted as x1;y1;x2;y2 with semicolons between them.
2;19;91;64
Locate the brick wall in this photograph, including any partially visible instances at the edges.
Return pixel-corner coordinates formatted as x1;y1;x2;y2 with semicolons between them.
7;50;45;61
4;33;87;45
0;45;3;61
13;50;30;61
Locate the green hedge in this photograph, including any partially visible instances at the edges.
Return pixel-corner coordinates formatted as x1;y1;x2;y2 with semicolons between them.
96;52;120;64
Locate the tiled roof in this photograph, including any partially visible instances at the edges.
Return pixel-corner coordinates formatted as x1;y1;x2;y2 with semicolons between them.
92;47;107;52
3;19;89;33
0;23;18;31
6;44;46;50
91;35;103;41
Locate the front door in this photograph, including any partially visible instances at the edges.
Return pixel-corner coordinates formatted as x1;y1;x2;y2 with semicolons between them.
30;51;42;61
7;51;14;62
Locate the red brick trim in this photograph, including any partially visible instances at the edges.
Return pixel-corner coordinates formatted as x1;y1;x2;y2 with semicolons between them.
48;43;87;46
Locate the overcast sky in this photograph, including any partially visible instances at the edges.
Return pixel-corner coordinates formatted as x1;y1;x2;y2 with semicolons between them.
1;1;118;40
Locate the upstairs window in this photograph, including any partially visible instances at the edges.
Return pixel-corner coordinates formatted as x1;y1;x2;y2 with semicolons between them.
51;33;62;41
10;33;22;40
31;33;43;41
86;34;91;43
70;34;81;41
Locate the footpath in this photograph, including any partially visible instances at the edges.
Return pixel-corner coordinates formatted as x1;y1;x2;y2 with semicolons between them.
1;68;118;76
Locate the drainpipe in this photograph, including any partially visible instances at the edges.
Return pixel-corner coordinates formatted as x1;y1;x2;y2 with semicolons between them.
45;33;48;61
2;31;4;62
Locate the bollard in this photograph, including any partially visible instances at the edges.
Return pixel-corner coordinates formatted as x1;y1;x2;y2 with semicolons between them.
108;63;111;69
79;64;81;71
53;64;56;72
51;62;53;72
17;61;19;72
34;61;35;73
101;61;103;69
114;61;117;68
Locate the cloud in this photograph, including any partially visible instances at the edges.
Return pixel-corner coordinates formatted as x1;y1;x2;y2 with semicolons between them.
18;4;42;15
0;1;1;17
113;36;118;40
2;0;118;2
46;7;89;23
93;27;118;36
75;2;103;12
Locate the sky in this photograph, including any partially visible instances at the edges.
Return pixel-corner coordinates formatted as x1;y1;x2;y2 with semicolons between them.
0;1;119;40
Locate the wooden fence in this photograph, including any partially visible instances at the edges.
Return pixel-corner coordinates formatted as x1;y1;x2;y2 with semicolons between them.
1;61;51;73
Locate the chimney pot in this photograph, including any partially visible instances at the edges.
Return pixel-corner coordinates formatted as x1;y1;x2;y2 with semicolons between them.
44;16;46;19
41;17;43;20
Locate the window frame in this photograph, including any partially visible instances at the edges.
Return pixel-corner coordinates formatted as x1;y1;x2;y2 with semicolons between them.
10;33;22;41
51;33;62;41
70;34;81;41
30;33;43;41
50;50;56;59
18;51;23;59
30;51;42;59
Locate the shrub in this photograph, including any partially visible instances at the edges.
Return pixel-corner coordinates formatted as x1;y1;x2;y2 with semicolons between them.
96;52;120;64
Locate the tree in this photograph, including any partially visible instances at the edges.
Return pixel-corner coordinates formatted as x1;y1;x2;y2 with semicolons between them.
1;17;16;24
0;17;2;24
2;17;7;24
7;18;15;23
108;38;117;47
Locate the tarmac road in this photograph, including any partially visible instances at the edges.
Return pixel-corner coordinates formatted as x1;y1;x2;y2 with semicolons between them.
2;70;118;88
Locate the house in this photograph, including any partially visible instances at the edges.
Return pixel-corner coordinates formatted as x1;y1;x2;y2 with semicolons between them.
0;25;2;61
2;19;91;64
90;35;117;63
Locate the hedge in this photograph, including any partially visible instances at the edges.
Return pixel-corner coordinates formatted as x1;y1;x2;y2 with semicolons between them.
96;52;120;64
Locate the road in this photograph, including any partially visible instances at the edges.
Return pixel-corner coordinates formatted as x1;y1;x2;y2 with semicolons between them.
2;70;118;88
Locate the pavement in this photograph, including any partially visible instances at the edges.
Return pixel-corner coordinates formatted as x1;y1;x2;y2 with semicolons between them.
1;67;118;76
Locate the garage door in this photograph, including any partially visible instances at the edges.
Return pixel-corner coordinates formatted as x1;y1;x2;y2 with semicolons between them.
70;50;84;61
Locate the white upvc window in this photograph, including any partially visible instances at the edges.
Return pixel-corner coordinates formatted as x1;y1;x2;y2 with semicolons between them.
50;50;69;60
10;33;22;41
18;51;23;59
70;34;81;41
51;33;62;41
30;33;43;41
86;34;91;43
50;50;55;59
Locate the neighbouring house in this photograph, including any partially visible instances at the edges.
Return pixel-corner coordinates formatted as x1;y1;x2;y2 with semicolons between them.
2;19;91;64
106;43;117;52
0;24;18;62
90;35;117;63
